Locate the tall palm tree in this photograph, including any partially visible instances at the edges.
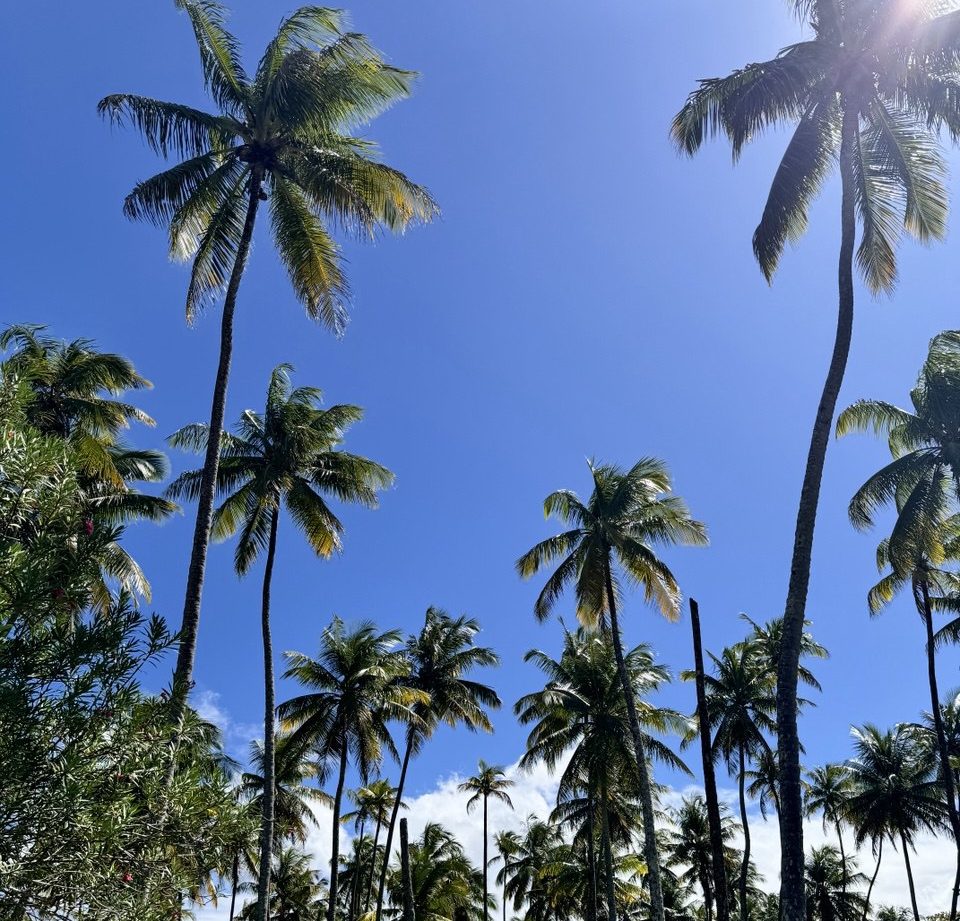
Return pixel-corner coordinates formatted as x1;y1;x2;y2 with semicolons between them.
343;779;402;919
672;5;959;912
805;764;854;908
516;628;689;921
516;457;706;921
696;645;777;921
375;609;500;921
279;620;422;921
491;832;521;921
846;724;946;921
99;0;436;721
169;364;392;921
458;762;515;921
804;846;868;921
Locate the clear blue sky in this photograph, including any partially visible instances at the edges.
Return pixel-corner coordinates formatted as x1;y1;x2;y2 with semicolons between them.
3;0;960;802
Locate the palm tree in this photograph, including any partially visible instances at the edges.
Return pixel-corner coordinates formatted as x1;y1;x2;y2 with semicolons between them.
343;780;402;919
804;846;867;921
498;818;562;921
846;724;946;921
805;764;854;909
279;619;422;921
375;609;500;921
516;457;706;921
491;832;521;921
664;795;739;921
516;628;689;921
458;762;515;921
99;0;436;721
169;364;392;921
672;4;960;912
696;645;777;921
0;324;175;605
240;846;327;921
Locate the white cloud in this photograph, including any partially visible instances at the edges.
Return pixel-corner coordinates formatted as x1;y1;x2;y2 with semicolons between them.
193;688;261;748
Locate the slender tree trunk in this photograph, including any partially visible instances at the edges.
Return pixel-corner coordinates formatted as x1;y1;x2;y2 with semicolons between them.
920;578;960;921
600;780;618;921
737;746;751;921
900;831;921;921
255;508;280;921
603;558;665;921
586;789;599;921
229;851;240;921
169;166;264;727
351;817;367;921
400;818;416;921
366;816;384;914
328;742;349;921
834;820;847;920
377;740;413;921
690;599;731;921
483;793;490;921
861;840;882;921
777;106;857;921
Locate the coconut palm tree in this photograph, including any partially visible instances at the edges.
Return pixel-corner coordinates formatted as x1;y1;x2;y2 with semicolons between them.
697;645;777;921
459;762;515;921
169;364;392;921
343;780;402;919
498;818;562;921
374;609;500;921
805;764;854;907
846;724;946;921
672;4;960;911
516;628;689;921
804;846;867;921
99;0;436;721
240;846;327;921
516;457;706;921
279;619;422;921
491;832;522;921
664;795;739;921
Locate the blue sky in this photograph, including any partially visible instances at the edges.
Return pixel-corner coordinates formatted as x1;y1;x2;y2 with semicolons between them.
4;0;960;858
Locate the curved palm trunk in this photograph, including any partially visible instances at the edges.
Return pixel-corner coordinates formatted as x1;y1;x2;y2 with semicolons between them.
920;578;960;921
483;792;490;921
229;851;240;921
777;106;857;921
900;832;921;921
366;815;384;914
255;508;280;921
834;820;847;919
586;789;599;921
861;840;882;921
603;558;665;921
169;166;264;726
599;780;617;921
736;747;751;921
328;742;350;921
376;739;414;921
690;599;731;921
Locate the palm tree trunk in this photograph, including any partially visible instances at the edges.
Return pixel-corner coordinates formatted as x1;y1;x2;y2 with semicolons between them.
169;166;265;727
586;789;599;921
737;746;751;921
328;741;350;921
366;816;384;914
600;779;618;921
376;739;413;921
861;839;882;921
351;816;367;921
255;507;280;921
776;104;857;921
900;831;921;921
920;577;960;921
483;792;490;921
690;599;731;921
834;820;847;920
400;818;416;921
603;557;665;921
229;851;240;921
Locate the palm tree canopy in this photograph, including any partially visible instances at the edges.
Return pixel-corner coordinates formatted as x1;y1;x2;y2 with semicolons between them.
458;760;515;813
516;458;707;626
99;1;437;329
672;0;960;292
804;763;854;832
